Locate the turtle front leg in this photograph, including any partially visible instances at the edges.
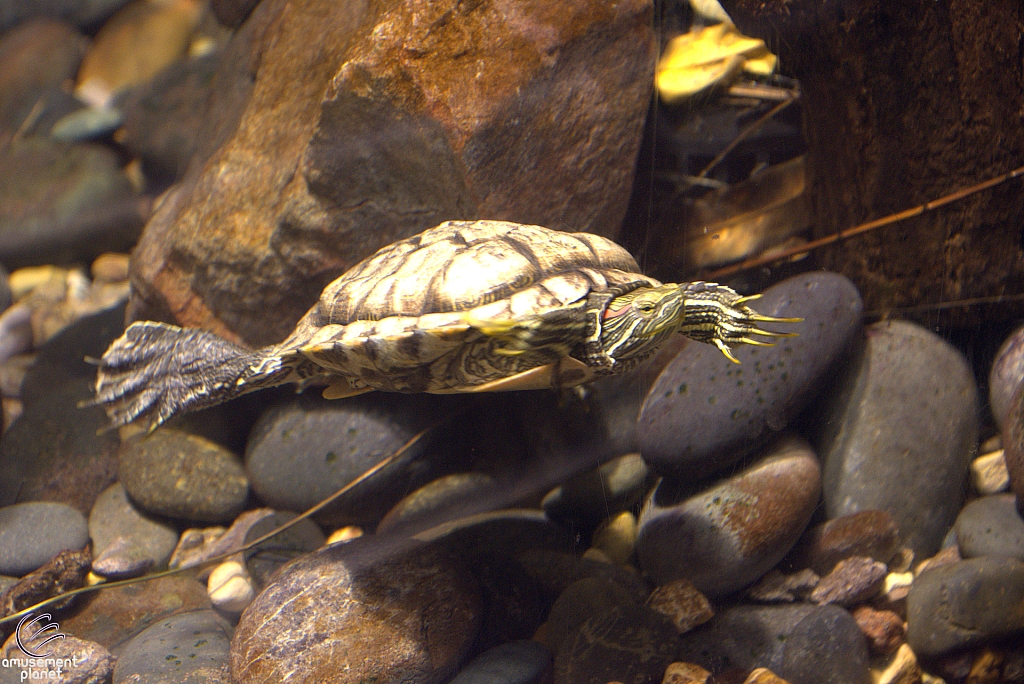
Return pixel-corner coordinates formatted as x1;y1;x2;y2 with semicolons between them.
676;282;802;363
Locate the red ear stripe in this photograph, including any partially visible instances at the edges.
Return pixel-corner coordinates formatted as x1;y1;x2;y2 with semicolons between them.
603;304;631;320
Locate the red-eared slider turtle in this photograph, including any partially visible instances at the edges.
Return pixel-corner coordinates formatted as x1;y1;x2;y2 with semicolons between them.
92;220;798;429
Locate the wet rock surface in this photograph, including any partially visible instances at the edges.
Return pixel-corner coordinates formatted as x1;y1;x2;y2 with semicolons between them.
448;640;552;684
0;502;88;575
119;428;249;523
817;319;979;557
129;0;657;346
245;393;439;528
636;435;821;596
639;272;862;479
231;537;481;684
954;493;1024;560
907;557;1024;658
89;482;179;578
112;609;233;684
677;603;871;684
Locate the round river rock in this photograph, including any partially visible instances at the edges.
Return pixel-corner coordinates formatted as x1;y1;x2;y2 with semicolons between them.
636;435;821;597
119;428;249;523
231;537;480;684
639;271;862;479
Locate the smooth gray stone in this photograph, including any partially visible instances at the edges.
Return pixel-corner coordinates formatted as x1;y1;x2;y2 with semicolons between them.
245;393;439;528
639;271;863;479
955;493;1024;560
112;610;232;683
542;452;653;533
817;319;978;557
0;501;87;575
378;472;497;535
89;483;179;578
449;641;552;684
243;511;325;588
678;603;870;684
636;435;821;596
908;557;1024;657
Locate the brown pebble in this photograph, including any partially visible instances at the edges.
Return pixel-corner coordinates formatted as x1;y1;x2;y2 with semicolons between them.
747;568;819;603
662;661;711;683
646;578;714;634
852;605;906;654
915;545;961;576
90;253;130;282
788;510;900;575
967;648;1003;684
810;556;887;606
0;546;91;618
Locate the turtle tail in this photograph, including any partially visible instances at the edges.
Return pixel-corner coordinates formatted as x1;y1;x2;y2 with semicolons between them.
88;322;290;430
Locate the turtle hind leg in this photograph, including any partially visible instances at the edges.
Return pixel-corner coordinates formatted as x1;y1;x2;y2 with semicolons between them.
86;322;290;430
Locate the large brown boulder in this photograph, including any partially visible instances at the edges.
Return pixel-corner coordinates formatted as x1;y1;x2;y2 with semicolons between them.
129;0;655;346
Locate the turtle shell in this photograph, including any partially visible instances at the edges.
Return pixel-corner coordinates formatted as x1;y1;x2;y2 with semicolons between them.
311;220;651;324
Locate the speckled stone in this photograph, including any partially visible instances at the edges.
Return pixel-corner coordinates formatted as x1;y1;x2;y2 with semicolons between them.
851;605;905;655
244;393;438;528
998;391;1024;518
954;493;1024;560
636;435;821;596
230;537;480;684
907;557;1024;658
553;603;678;684
0;547;90;618
112;610;232;683
119;428;249;523
639;272;862;479
89;483;179;578
448;641;552;684
786;510;900;575
678;603;871;684
645;578;714;634
818;319;978;557
0;502;88;575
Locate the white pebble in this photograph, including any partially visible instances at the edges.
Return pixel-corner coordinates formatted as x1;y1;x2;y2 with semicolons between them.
208;559;255;613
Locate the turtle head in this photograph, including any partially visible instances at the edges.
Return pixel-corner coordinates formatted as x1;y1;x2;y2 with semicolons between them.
601;282;801;364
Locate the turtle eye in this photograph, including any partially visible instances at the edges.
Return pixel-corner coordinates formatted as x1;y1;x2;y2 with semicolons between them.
634;300;657;317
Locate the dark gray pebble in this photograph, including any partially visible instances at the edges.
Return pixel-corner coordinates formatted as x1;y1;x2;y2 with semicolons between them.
230;537;480;684
818;319;978;557
112;610;232;683
244;393;439;528
678;603;870;684
0;502;87;575
448;641;552;684
639;272;862;479
119;428;249;523
243;511;325;588
542;452;653;532
89;483;179;578
954;493;1024;561
907;557;1024;658
636;435;820;596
